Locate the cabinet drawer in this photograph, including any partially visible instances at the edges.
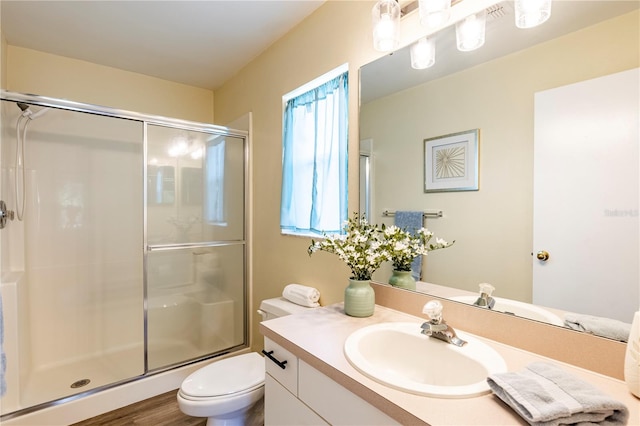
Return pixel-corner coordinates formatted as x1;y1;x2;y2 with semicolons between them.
264;337;298;395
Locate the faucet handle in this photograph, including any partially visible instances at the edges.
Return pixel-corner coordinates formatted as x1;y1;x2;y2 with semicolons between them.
478;283;495;296
422;300;443;323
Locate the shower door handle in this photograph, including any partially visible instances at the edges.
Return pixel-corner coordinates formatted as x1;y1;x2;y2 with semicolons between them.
0;200;14;229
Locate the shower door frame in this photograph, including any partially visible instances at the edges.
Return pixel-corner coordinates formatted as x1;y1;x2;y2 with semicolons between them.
0;89;250;419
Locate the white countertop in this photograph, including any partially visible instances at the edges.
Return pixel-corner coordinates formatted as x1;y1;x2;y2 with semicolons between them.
259;303;639;425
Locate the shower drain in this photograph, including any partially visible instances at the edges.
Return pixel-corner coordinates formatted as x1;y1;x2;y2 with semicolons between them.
70;379;91;389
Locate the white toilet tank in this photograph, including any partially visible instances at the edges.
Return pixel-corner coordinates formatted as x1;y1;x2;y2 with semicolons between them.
257;297;315;321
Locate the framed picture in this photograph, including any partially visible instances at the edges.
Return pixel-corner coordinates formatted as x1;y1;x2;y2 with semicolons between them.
424;129;479;193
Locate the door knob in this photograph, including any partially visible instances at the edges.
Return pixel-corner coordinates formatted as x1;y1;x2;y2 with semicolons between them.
536;250;550;261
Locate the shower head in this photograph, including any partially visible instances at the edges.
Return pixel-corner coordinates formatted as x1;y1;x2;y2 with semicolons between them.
29;107;50;120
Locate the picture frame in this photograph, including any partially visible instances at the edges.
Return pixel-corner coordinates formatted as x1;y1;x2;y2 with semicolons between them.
424;129;479;193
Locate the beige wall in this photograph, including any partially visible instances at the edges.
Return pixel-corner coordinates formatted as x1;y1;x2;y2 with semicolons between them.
362;11;640;302
1;26;6;89
5;46;214;123
214;0;385;350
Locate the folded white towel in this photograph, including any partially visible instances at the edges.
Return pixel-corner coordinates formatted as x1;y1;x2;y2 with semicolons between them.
282;284;320;308
487;362;629;426
564;313;631;342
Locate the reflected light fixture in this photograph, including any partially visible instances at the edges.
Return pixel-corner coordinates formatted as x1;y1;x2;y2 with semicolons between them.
372;0;400;52
455;10;487;52
418;0;452;28
410;37;436;69
515;0;552;29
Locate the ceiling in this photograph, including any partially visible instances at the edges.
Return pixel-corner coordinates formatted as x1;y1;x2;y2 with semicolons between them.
1;0;325;90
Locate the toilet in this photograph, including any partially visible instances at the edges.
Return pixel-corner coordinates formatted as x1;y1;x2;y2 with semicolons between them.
177;297;315;426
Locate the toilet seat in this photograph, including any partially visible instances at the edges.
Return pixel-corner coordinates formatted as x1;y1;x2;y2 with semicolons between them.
178;382;263;402
180;352;265;398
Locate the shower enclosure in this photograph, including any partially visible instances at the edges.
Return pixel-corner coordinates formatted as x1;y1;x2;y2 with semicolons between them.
0;90;249;419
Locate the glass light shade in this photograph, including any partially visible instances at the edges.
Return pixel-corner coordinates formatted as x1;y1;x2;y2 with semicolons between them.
515;0;552;29
372;0;400;52
455;10;487;52
418;0;452;28
410;37;436;69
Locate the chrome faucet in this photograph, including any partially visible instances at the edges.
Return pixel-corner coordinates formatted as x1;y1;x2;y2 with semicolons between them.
473;283;496;309
420;300;467;347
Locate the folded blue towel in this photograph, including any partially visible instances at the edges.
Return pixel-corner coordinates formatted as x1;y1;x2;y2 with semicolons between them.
394;211;424;280
487;362;628;426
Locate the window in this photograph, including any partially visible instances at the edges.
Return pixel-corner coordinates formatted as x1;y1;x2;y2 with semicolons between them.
280;66;349;236
205;137;225;224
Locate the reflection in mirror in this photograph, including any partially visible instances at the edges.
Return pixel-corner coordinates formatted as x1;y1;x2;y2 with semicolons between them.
147;165;175;205
360;1;639;340
181;167;203;205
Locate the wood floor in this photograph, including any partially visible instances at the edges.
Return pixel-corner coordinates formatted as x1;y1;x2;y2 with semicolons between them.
71;389;264;426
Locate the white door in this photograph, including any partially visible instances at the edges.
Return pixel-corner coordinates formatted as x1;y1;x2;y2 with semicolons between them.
533;68;639;323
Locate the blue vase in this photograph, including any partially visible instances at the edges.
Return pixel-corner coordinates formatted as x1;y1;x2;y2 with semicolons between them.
344;279;375;317
388;270;416;290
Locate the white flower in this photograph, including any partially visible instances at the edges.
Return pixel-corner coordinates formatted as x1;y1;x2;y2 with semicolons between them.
378;225;454;271
308;213;390;281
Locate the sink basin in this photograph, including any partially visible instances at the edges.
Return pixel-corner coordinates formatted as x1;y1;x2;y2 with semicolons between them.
344;322;507;398
449;295;565;326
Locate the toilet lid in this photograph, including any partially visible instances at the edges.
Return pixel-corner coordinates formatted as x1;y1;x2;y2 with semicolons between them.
181;352;265;398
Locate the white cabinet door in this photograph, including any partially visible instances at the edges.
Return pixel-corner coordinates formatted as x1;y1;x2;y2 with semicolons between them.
264;337;299;394
265;374;328;425
533;68;639;322
298;360;400;426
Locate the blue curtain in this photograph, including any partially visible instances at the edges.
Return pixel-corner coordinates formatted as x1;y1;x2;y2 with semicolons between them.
280;72;348;234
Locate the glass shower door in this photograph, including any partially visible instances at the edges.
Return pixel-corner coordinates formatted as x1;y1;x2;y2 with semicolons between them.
0;100;145;415
146;124;246;370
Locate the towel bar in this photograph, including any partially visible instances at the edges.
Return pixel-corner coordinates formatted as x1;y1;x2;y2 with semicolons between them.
382;210;443;218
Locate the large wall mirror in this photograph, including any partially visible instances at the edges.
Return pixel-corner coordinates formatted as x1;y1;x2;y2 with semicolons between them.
360;0;639;340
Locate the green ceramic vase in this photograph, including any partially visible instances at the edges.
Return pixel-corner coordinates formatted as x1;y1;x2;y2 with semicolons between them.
388;270;416;291
344;279;375;317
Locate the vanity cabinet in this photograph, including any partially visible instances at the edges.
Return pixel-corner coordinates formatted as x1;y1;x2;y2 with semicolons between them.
263;337;399;426
263;337;325;425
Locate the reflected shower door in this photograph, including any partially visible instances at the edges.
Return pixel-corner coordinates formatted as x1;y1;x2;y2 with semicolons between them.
146;125;246;370
0;100;145;414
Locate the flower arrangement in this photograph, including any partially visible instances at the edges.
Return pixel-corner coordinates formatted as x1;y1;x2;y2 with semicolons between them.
307;213;389;281
379;225;454;272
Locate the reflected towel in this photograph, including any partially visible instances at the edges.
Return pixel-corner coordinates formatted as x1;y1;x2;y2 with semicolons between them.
564;313;631;342
394;211;424;281
487;362;629;426
282;284;320;308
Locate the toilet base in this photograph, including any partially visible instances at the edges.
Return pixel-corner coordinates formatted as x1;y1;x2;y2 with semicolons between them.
205;400;260;426
177;384;264;425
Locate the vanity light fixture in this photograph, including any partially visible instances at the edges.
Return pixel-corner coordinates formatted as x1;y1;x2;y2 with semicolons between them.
418;0;452;28
455;9;487;52
410;36;436;69
372;0;401;52
515;0;552;29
